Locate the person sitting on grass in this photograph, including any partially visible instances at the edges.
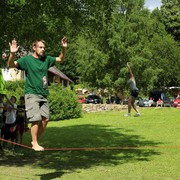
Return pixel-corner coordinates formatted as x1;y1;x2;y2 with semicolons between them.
148;97;154;107
156;98;163;107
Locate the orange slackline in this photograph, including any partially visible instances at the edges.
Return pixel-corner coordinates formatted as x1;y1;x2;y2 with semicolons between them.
1;138;180;151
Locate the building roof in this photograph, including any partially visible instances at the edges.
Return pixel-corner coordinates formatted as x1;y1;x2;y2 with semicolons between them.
48;66;73;83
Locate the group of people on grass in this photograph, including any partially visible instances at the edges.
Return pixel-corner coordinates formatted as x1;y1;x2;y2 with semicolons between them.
0;93;27;149
0;36;141;151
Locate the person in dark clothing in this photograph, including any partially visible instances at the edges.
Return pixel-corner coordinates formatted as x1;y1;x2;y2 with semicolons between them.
16;96;27;144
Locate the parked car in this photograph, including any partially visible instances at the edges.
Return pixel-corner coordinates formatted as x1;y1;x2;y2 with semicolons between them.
106;96;121;104
77;96;85;104
163;97;173;107
138;97;150;107
85;94;102;104
173;97;180;107
122;98;128;105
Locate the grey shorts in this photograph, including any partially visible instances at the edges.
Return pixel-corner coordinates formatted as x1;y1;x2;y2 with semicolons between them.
25;94;49;122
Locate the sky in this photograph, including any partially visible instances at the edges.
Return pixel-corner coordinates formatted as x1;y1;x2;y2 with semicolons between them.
145;0;162;10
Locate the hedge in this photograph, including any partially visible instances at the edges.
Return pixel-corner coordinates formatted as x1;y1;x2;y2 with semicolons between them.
5;81;82;120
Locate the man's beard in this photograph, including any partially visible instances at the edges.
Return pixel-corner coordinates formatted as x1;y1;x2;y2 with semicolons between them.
36;52;45;58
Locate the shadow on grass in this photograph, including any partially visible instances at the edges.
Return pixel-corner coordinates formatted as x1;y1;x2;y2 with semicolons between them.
0;124;161;179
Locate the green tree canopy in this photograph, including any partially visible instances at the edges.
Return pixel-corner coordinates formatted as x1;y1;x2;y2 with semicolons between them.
161;0;180;42
0;0;179;96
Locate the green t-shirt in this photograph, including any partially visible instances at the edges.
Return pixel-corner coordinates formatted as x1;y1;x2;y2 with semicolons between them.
0;69;7;95
17;55;56;96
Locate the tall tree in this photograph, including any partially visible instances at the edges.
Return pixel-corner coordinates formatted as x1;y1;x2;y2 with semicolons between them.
1;0;179;95
161;0;180;42
72;0;180;94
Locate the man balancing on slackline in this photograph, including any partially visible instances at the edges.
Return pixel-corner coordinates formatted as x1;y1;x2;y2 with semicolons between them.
8;37;67;151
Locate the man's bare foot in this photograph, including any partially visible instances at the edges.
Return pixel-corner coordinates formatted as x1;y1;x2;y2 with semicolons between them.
31;142;44;151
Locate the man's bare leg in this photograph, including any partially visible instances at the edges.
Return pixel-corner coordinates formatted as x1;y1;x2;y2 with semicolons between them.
31;121;44;151
37;116;48;141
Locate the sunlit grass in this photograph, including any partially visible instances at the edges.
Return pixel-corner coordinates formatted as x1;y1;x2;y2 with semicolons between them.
0;107;179;179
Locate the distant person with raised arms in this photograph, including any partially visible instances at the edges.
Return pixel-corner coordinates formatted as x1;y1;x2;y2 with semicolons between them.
125;62;141;117
8;37;67;151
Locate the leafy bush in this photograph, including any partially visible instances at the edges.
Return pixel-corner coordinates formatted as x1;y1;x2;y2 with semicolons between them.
5;80;25;103
49;83;82;120
5;81;82;120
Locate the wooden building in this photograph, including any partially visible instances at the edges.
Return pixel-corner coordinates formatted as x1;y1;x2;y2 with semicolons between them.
2;66;73;87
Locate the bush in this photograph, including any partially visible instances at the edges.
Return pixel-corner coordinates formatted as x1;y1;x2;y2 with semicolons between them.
5;80;25;103
49;83;82;120
5;81;82;120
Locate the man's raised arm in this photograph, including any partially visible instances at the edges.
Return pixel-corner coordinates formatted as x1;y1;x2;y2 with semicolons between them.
8;39;19;68
56;36;67;63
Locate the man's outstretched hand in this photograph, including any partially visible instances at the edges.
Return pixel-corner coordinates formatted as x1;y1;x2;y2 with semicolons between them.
9;39;19;53
61;36;67;48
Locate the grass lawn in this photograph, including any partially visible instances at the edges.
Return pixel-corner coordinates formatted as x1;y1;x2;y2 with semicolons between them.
0;107;179;180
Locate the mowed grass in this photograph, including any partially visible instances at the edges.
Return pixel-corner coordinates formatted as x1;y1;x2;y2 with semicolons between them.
0;107;179;180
